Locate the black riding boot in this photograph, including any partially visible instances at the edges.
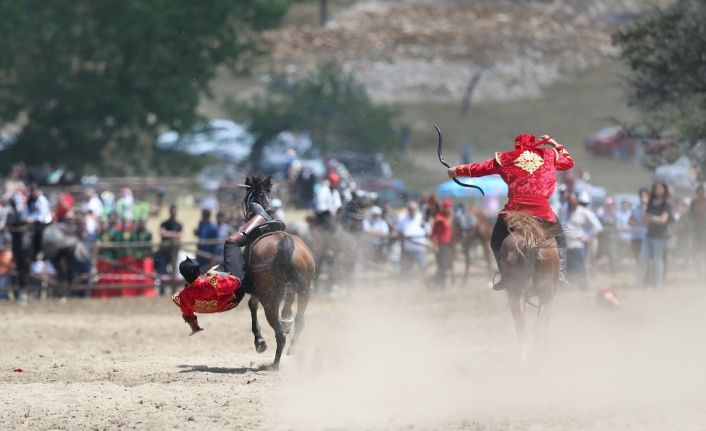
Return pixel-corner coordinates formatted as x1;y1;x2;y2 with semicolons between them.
490;217;510;290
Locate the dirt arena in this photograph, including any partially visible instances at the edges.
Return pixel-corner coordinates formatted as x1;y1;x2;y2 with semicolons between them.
2;273;706;431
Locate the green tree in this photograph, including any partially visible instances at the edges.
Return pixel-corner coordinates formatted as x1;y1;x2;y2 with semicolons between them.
0;0;288;175
234;63;403;167
613;0;706;176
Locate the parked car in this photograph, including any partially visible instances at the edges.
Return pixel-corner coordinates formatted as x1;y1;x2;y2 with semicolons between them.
584;126;637;160
584;126;670;163
257;131;315;179
156;119;254;163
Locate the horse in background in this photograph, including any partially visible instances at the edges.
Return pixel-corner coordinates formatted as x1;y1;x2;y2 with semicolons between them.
453;204;494;283
499;211;559;360
242;176;315;369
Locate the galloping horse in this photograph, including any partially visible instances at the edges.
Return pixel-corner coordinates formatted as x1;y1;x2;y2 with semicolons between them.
499;211;560;359
242;176;316;369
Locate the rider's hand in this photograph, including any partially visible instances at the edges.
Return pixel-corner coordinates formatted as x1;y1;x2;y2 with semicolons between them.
447;167;457;178
189;327;204;336
539;135;558;147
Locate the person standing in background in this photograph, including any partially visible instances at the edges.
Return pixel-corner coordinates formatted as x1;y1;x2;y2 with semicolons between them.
156;205;183;295
129;218;153;261
26;185;53;261
560;192;603;290
689;184;706;276
431;199;454;288
363;206;390;262
629;188;650;262
215;211;233;260
396;201;428;274
637;183;672;288
194;208;219;268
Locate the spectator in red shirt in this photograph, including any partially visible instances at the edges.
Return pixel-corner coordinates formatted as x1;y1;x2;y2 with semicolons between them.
431;199;454;288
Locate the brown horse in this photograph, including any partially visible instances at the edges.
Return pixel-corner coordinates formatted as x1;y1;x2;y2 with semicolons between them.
243;176;316;370
499;212;559;360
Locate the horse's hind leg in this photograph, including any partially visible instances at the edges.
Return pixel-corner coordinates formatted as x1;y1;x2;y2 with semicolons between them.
249;296;267;353
280;288;295;334
508;293;527;360
535;301;552;355
288;286;310;356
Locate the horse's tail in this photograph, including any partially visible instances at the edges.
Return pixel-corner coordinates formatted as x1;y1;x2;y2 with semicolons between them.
273;234;308;294
503;211;548;251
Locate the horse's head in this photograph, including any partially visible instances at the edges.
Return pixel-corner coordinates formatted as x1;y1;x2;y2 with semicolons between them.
243;175;273;218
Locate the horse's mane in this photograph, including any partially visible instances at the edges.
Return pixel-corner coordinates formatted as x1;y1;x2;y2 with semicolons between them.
243;175;272;217
245;175;272;195
504;211;551;251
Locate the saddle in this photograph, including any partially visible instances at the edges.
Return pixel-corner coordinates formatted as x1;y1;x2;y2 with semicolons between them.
242;220;287;276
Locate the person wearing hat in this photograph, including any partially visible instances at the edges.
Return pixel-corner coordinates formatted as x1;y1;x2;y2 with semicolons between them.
448;134;574;290
431;199;454;288
363;205;390;261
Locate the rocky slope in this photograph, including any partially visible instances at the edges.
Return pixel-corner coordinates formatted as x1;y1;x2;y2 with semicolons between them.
265;0;671;104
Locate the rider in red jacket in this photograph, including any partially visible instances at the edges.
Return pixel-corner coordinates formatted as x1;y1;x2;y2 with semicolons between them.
171;204;271;335
448;134;573;289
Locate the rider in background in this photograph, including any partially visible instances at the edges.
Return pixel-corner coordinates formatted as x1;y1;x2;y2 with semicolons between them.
448;134;573;290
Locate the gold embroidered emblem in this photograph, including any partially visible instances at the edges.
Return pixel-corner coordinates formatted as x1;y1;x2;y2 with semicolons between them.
209;276;218;286
194;299;218;313
514;150;544;174
171;294;181;306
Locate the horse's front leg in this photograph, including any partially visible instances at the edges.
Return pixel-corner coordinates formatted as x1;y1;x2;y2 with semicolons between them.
508;293;527;360
262;299;286;370
248;296;267;353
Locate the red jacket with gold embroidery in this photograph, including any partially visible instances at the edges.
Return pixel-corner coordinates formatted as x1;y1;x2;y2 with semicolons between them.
172;272;241;319
454;135;574;222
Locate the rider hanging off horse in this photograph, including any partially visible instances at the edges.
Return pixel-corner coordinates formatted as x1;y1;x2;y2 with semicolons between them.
447;133;574;290
171;194;276;335
171;176;315;370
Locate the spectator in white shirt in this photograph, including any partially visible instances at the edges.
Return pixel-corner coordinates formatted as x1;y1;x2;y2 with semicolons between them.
560;192;603;290
363;206;390;261
82;189;104;222
396;201;428;272
27;185;53;260
314;177;341;230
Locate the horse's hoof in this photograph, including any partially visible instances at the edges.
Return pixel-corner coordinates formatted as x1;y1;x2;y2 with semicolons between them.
280;317;294;334
255;339;268;353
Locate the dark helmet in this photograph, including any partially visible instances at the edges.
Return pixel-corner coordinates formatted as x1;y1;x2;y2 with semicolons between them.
179;257;200;284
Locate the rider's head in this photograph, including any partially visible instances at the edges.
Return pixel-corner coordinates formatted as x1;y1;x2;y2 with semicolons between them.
514;134;537;150
179;257;200;284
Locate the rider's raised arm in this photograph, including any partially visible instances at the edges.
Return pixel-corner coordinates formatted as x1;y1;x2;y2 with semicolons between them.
553;144;574;171
453;157;500;178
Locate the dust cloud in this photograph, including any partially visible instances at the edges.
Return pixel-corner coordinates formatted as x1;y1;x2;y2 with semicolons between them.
270;282;706;430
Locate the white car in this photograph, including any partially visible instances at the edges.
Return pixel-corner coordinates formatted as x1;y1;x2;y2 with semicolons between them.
156;119;254;163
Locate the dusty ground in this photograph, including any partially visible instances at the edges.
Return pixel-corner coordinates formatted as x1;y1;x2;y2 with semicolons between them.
1;271;706;431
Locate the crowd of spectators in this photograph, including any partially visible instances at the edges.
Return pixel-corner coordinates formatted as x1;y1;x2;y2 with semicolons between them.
1;160;704;303
0;164;250;303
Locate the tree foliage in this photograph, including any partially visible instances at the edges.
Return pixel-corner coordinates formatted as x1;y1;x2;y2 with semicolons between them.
234;63;403;167
613;0;706;176
0;0;288;174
